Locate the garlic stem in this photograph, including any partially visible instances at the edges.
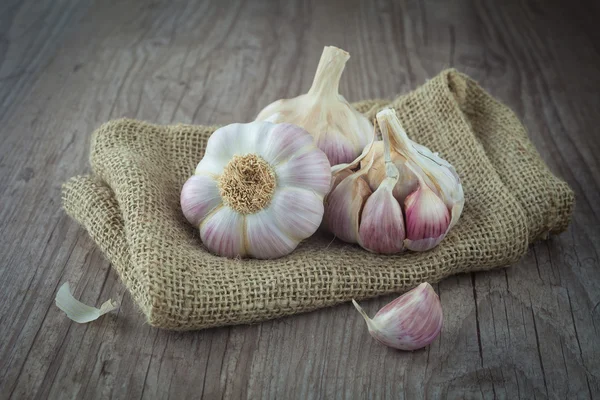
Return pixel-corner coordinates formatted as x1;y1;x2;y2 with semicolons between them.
377;109;414;156
380;112;400;180
307;46;349;97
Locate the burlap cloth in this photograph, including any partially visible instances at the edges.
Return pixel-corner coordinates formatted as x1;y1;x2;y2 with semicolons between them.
62;70;574;330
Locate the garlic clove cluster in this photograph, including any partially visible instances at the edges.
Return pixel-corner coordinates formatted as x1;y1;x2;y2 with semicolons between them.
181;121;331;259
352;282;443;351
324;108;464;253
256;46;373;166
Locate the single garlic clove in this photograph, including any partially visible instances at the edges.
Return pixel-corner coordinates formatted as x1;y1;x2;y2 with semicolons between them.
411;142;464;220
275;150;332;198
403;182;450;251
180;174;223;226
324;173;372;244
245;210;298;259
256;46;373;165
352;282;443;351
258;123;315;166
358;175;406;254
320;169;353;231
361;141;419;203
200;207;246;258
270;187;324;240
196;123;256;176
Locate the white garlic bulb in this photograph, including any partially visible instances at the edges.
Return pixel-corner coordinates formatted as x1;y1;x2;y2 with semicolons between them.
352;282;443;351
324;108;464;253
256;46;373;166
181;121;331;259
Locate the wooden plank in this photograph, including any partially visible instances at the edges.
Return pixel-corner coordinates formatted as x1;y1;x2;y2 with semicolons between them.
0;0;92;123
0;0;598;398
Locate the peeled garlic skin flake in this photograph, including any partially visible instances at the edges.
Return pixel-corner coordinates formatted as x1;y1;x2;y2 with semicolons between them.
55;282;117;324
181;121;331;260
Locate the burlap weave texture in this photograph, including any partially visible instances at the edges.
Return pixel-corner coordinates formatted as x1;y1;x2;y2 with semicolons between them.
62;70;574;330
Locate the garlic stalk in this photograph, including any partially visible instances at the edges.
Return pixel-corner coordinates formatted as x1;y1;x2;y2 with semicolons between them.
181;121;331;259
352;282;443;351
324;108;464;253
361;141;419;203
256;46;373;166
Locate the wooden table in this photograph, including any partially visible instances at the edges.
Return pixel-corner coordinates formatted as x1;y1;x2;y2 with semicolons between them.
1;0;598;398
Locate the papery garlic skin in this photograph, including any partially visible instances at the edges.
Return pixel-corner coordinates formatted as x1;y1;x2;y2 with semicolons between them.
352;282;443;351
181;121;331;259
256;46;373;166
56;282;117;324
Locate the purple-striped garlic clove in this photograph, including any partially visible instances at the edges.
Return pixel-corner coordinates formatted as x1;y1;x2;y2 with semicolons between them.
352;282;443;351
180;174;223;227
200;207;247;259
358;174;405;254
324;172;372;244
403;182;451;252
244;210;298;259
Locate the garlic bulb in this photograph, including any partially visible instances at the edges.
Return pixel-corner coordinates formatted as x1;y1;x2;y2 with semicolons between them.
181;121;331;259
324;108;464;253
352;282;443;351
256;46;373;166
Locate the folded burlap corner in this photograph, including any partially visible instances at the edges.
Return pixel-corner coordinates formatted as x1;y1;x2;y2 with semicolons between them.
62;70;574;330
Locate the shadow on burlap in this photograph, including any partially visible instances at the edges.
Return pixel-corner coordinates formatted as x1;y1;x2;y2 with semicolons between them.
62;70;574;330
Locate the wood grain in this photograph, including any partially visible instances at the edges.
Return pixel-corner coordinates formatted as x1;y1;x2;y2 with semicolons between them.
0;0;598;398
